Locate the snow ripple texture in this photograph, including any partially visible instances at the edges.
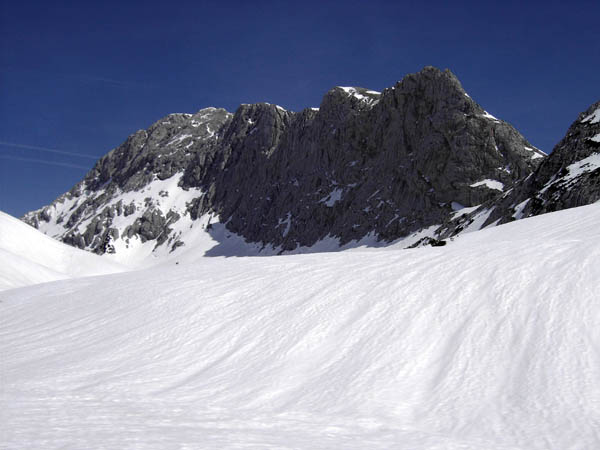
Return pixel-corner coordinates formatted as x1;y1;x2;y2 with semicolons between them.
1;204;600;449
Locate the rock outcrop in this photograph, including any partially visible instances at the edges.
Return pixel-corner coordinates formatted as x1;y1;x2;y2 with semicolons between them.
23;67;545;258
438;100;600;239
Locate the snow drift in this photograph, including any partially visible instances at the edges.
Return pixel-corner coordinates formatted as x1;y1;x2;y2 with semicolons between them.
0;210;123;291
1;204;600;449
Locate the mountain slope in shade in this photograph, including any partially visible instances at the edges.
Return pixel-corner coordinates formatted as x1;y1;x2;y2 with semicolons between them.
23;67;543;261
0;210;123;291
438;100;600;238
2;202;599;449
512;100;600;216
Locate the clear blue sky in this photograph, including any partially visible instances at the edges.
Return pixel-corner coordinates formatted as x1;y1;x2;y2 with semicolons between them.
1;0;598;218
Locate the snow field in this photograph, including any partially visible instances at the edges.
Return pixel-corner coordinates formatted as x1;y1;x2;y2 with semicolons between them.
0;211;124;291
2;203;600;448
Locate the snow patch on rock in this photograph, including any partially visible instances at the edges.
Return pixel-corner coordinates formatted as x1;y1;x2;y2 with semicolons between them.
319;188;344;207
470;179;505;191
582;107;600;124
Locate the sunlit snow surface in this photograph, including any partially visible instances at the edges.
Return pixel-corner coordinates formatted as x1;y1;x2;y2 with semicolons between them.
539;153;600;195
337;86;380;107
523;145;546;159
2;204;600;449
582;107;600;124
481;110;500;122
470;179;505;191
0;211;124;290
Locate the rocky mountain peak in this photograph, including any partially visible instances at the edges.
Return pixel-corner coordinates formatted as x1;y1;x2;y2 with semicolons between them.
23;67;549;260
223;103;293;158
320;86;381;117
393;66;467;100
81;107;232;193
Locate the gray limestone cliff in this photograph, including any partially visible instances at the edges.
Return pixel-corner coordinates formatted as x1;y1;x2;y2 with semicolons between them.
23;67;546;257
437;100;600;239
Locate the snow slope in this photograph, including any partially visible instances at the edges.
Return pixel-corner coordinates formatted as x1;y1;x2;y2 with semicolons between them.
1;204;600;449
0;210;124;291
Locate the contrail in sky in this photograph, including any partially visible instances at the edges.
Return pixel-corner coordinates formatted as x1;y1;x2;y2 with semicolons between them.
0;141;99;159
0;155;92;170
0;68;154;89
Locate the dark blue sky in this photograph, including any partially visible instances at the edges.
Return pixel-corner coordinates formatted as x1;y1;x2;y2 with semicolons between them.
1;0;598;218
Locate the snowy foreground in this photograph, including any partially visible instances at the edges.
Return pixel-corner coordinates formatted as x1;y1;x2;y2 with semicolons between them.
2;205;600;449
0;211;124;291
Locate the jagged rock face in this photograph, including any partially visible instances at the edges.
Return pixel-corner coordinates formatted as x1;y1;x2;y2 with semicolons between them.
89;108;233;191
437;101;600;239
23;67;543;257
194;67;542;250
521;101;600;215
24;108;232;254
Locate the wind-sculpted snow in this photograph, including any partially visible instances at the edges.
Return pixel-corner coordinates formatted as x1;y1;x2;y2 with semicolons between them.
2;203;600;449
0;211;123;291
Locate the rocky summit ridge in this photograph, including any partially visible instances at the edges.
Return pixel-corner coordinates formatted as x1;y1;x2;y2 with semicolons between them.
26;66;593;261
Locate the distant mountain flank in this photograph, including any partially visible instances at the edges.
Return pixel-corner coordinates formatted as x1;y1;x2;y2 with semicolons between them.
23;66;598;261
438;100;600;239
